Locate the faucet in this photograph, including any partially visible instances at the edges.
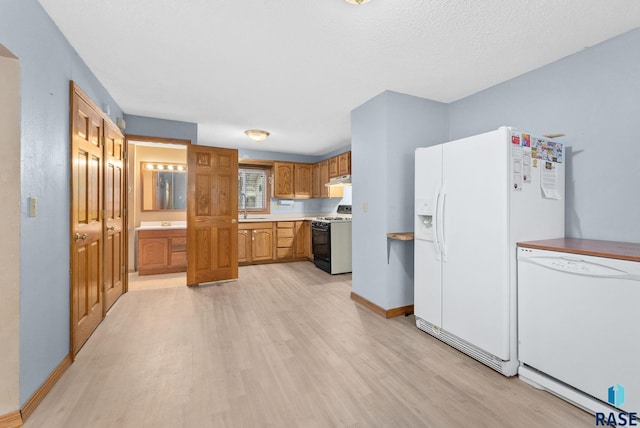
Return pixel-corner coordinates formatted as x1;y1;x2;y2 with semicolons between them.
241;192;247;219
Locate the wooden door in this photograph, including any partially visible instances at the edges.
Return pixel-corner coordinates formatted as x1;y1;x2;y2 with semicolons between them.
70;86;104;355
103;122;125;311
187;146;238;285
294;163;312;198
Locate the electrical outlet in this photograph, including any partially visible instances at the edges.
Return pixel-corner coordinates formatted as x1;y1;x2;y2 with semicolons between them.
29;197;38;217
362;202;368;213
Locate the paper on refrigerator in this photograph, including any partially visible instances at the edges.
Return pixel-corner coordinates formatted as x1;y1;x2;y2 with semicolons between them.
541;162;561;199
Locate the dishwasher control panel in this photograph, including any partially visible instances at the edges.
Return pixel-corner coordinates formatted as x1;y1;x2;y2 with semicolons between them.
518;247;634;277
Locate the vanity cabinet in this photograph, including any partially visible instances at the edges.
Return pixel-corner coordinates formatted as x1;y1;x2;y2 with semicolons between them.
137;228;187;275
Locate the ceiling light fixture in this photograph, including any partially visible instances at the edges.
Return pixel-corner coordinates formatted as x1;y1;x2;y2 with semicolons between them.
345;0;370;4
244;129;270;143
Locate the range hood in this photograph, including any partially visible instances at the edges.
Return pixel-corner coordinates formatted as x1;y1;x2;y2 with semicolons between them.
326;174;351;187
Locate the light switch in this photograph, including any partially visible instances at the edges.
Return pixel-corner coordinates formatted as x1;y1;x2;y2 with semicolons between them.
362;202;368;213
29;197;38;217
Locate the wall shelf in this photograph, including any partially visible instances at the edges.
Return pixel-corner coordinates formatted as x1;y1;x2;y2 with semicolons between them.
387;232;414;263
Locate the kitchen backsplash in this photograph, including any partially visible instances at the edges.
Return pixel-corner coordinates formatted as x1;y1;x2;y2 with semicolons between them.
271;187;352;214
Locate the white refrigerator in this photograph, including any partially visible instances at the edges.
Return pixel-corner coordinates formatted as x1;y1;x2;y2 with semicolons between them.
414;126;565;376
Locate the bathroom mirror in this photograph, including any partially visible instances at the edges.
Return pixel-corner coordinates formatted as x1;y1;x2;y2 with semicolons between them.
141;162;187;211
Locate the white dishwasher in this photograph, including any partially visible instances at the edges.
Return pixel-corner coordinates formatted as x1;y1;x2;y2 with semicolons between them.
517;240;640;415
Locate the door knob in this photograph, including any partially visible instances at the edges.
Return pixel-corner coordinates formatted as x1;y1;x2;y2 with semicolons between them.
74;232;88;242
106;226;115;231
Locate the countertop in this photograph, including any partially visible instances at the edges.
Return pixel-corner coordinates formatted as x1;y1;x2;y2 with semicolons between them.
136;221;186;231
518;238;640;262
136;215;330;230
238;213;329;223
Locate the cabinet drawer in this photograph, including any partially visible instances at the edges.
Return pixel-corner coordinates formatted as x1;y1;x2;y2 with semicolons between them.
171;237;187;251
277;247;294;259
277;237;294;248
170;251;187;268
277;228;294;238
277;222;295;228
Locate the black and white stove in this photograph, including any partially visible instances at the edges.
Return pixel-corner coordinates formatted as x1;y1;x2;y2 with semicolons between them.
311;205;352;274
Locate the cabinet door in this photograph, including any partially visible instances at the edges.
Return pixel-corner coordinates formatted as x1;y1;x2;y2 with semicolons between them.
238;230;251;263
311;163;320;198
319;160;329;198
294;221;310;259
337;151;351;176
294;163;312;198
328;156;339;178
252;229;273;261
273;162;294;198
138;236;169;272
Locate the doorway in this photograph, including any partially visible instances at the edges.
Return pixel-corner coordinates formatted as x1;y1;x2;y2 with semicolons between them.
126;136;189;291
126;138;240;289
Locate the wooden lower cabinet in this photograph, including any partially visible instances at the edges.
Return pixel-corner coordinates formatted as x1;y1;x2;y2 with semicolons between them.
137;228;187;275
239;221;312;265
238;222;273;264
252;228;274;261
294;221;311;259
276;222;295;260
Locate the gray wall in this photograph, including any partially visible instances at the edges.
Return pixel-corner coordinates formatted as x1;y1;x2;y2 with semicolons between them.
449;28;640;242
124;114;198;144
351;91;448;310
0;0;124;406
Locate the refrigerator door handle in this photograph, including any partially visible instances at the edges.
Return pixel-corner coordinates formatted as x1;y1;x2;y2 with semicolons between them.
433;189;441;260
440;191;447;261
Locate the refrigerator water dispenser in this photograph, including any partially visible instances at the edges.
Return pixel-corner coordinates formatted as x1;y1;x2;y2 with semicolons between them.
415;198;434;240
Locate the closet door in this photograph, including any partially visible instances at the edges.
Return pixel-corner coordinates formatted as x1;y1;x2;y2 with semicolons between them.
103;121;126;311
70;84;104;355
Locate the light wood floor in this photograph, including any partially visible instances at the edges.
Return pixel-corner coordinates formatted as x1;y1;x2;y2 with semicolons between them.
127;271;186;291
25;262;592;427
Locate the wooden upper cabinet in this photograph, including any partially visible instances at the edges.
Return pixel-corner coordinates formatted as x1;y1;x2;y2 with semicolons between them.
319;160;329;198
329;156;339;178
338;151;351;176
273;162;294;198
294;163;312;198
312;163;321;198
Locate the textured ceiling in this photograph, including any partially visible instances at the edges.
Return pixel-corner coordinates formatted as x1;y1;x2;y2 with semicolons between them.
39;0;640;155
